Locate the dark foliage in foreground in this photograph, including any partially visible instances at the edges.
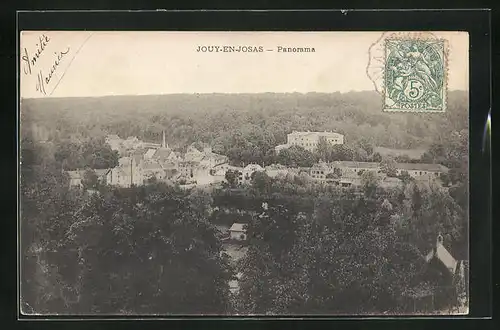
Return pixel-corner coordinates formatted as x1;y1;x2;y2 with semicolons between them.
21;141;232;315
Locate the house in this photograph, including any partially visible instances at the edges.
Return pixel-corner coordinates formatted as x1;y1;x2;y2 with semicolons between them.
185;144;204;162
142;161;166;182
275;131;344;153
309;162;331;182
107;164;144;187
395;163;449;180
178;161;197;179
67;170;84;188
307;161;448;184
404;234;468;313
229;223;247;241
66;169;110;188
425;234;458;274
332;161;382;178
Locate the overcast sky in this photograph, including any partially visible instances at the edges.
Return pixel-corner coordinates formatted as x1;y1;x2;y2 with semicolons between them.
20;31;469;98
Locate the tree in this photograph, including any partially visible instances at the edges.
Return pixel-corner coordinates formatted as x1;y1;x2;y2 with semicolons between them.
439;172;451;187
316;137;330;161
225;170;240;186
360;170;380;198
331;144;355;161
276;146;315;167
238;196;427;315
395;155;412;163
380;158;398;177
251;171;272;193
24;182;234;314
371;152;382;163
395;182;466;257
82;169;99;190
398;170;413;183
358;138;374;156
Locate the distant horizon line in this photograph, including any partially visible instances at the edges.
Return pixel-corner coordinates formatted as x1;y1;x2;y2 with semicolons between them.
21;89;468;100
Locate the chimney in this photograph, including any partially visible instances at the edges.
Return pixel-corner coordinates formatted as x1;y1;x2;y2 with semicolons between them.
437;233;444;246
162;130;166;148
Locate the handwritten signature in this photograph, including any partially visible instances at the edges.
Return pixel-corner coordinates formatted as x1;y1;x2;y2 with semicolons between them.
21;34;50;75
21;34;71;96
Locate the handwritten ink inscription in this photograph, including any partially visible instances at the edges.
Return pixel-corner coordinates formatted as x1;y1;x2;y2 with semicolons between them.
21;34;71;96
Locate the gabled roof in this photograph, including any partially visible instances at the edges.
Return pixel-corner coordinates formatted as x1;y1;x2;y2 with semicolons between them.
167;151;181;160
229;223;246;232
425;241;458;274
186;145;203;154
144;149;157;159
153;148;172;160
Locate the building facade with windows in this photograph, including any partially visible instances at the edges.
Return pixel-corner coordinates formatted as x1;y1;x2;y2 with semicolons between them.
275;131;345;153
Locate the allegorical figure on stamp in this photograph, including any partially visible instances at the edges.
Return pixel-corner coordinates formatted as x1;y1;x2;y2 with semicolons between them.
385;39;445;111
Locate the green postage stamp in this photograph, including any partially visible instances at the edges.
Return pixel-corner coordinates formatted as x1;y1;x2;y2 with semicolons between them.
384;38;447;112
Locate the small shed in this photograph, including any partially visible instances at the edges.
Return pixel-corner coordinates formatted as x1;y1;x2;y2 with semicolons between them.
229;223;247;241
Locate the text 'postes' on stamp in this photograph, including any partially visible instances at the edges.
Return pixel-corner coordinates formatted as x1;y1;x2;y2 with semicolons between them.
384;38;447;113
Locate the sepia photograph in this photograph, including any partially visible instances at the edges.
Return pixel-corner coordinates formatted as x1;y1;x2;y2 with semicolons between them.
19;31;469;316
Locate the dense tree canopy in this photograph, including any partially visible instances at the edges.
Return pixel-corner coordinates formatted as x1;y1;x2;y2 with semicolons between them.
235;175;467;314
20;91;469;315
21;141;233;315
22;91;468;168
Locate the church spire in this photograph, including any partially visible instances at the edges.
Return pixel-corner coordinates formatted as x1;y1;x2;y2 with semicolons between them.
162;130;166;148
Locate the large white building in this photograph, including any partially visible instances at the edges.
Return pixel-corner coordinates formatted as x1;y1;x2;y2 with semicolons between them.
275;131;344;153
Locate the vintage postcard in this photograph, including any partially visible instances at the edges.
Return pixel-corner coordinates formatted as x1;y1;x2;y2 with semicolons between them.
19;31;469;316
